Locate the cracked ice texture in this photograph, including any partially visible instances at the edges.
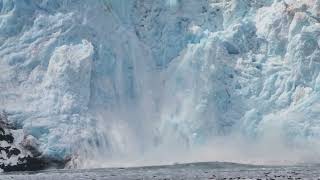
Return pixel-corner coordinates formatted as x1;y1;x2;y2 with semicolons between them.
0;0;319;164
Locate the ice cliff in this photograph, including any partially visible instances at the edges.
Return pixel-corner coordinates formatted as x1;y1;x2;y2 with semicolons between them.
0;0;320;168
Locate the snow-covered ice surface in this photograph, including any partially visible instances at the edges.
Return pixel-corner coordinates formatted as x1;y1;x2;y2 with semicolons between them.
1;162;320;180
0;0;320;168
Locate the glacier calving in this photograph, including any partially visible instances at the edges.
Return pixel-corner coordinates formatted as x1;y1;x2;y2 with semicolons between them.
0;0;320;167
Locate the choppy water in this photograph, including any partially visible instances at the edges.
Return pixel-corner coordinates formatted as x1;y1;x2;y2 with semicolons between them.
1;162;320;180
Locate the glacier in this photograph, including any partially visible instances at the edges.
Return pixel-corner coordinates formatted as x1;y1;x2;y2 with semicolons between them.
0;0;320;168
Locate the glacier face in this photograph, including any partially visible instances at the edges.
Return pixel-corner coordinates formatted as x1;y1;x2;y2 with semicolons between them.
0;0;320;167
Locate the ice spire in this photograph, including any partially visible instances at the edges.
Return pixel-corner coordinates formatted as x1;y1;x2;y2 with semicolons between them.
167;0;178;7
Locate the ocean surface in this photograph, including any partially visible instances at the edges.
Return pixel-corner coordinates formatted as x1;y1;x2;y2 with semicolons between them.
1;162;320;180
1;0;320;165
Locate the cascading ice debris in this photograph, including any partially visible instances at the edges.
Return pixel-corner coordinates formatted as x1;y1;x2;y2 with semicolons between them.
0;0;319;168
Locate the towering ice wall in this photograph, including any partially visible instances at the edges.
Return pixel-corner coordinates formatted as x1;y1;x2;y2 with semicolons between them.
0;0;319;167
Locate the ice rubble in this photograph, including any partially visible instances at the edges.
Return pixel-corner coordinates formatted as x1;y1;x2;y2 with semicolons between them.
0;0;319;167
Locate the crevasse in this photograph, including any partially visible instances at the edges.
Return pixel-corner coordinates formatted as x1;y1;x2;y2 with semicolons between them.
0;0;319;167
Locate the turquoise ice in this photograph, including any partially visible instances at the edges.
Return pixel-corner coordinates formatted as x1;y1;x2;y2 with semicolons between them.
0;0;319;166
